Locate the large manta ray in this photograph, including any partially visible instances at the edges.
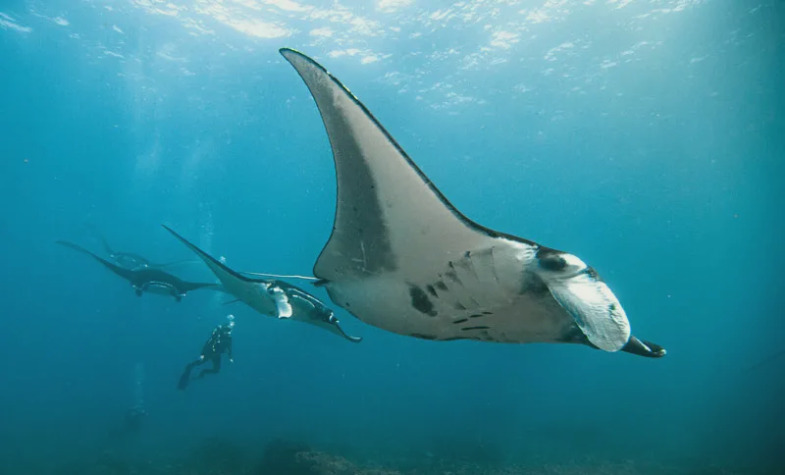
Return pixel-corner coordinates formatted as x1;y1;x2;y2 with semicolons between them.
279;48;665;358
162;226;362;343
57;240;216;301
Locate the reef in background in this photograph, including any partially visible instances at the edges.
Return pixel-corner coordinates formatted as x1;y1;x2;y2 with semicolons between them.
32;438;778;475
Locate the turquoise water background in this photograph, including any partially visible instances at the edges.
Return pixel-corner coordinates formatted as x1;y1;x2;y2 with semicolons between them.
1;0;783;473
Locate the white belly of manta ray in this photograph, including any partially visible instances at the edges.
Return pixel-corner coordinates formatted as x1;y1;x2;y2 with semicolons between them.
323;241;580;344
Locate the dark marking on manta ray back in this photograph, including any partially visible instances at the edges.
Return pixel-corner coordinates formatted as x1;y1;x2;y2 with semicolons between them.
409;285;437;317
319;109;397;276
468;313;485;319
461;326;490;331
453;318;468;324
426;284;437;297
445;270;462;285
435;281;448;291
454;302;466;310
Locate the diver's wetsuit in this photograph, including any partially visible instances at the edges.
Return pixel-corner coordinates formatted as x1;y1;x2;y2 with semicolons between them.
178;324;233;390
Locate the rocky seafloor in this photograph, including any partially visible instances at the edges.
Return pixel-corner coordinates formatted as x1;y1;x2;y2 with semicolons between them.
40;438;778;475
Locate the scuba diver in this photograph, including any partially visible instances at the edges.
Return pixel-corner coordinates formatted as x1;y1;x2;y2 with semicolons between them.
178;315;235;390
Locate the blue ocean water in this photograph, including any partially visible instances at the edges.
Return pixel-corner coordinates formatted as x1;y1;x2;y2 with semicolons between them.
1;1;783;473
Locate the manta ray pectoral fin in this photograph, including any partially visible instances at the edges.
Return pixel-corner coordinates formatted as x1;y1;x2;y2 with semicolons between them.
280;48;492;284
540;253;631;352
56;240;136;281
162;225;253;286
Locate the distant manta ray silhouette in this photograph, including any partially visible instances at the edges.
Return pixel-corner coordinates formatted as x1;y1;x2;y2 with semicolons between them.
98;234;197;271
57;240;218;301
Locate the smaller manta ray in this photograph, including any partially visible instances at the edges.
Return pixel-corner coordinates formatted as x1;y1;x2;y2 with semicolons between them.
162;225;362;343
57;240;217;301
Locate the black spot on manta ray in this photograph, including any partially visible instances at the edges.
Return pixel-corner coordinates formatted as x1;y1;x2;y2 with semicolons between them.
409;285;437;317
468;313;485;319
453;318;468;324
435;281;448;291
454;302;466;310
482;311;493;315
426;284;437;297
461;326;490;331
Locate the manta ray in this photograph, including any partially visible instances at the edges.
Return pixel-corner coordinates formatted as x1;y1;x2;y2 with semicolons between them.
88;228;196;270
100;238;194;271
57;240;216;301
162;226;362;343
279;48;665;358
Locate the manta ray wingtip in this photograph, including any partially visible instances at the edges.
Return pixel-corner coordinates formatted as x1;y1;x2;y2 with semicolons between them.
161;224;187;242
279;48;307;62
